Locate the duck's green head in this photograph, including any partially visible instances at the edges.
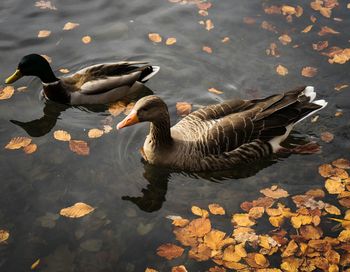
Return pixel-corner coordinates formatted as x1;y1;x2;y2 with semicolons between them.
5;54;58;84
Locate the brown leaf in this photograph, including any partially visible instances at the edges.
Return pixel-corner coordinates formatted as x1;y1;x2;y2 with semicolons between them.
23;143;37;154
31;259;40;270
302;25;313;33
325;204;341;215
60;202;95;218
260;186;289;199
157;243;184;260
318;26;339;36
321;131;334;143
264;5;281;14
208;87;223;94
266;43;280;57
245;253;269;268
281;5;296;15
301;66;318;77
5;137;32;149
0;230;9;243
291;142;321;154
171;265;187;272
328;48;350;64
0;86;15;100
196;2;212;10
319;164;334;177
176;102;192;117
276;64;288;76
332;158;350;169
261;21;277;33
166;37;177;45
38;30;51;38
202;46;212;54
53;130;71;141
88;128;104;139
248;207;264;219
334;84;349;91
313;41;329;51
148;33;162;43
203;229;227;250
243;17;256;25
63;22;79;30
305;188;325;198
208;203;225;215
279;34;292;45
69;140;90;156
300;225;323;240
188;243;211;261
82;36;92;44
208;266;226;272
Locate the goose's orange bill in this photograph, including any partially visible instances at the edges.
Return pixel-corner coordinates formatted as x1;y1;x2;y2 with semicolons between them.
117;110;139;130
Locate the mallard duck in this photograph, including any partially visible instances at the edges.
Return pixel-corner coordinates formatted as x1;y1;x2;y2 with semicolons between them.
116;86;327;172
5;54;159;105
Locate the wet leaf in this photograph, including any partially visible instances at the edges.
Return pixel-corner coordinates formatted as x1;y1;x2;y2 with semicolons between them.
318;26;340;36
325;178;345;194
332;158;350;169
35;0;57;10
281;5;296;15
260;186;289;199
291;142;321;154
0;230;9;243
232;213;255;227
23;143;37;154
191;206;209;218
148;33;162;43
338;230;350;242
166;37;177;45
145;268;158;272
205;19;214;31
321;131;334;143
266;43;280;57
157;243;184;260
5;136;32;149
208;88;223;95
279;34;292;45
109;101;126;116
53;130;71;141
103;125;113;134
203;229;227;250
328;48;350;64
63;22;79;30
176;102;192;117
171;265;187;272
301;66;318;77
248;206;265;219
38;30;51;38
313;40;329;51
60;202;95;218
88;128;104;139
31;259;40;270
208;266;226;272
276;65;288;76
300;224;323;240
325;204;341;215
319;164;334;177
69;140;90;156
172;218;190;227
82;35;92;44
0;86;14;100
188;243;211;261
202;46;213;54
261;21;277;33
208;203;225;215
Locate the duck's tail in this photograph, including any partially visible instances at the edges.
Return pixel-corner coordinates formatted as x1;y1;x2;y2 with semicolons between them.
140;66;160;82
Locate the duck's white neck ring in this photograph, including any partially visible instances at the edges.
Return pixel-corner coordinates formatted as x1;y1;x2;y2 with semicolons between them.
42;80;60;86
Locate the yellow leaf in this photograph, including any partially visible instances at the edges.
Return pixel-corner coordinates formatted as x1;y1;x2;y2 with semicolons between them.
0;86;15;100
325;178;345;194
148;33;162;43
254;253;267;266
5;137;32;150
276;65;288;76
88;128;104;139
171;265;187;272
63;22;79;30
59;202;95;218
23;143;37;154
157;243;184;260
281;5;296;15
269;215;285;227
222;245;241;262
325;204;341;215
191;205;209;218
208;88;223;95
166;37;177;45
38;30;51;38
248;206;265;219
278;34;292;45
82;35;92;44
31;259;40;270
172;218;190;227
302;24;313;32
260;186;289;199
338;229;350;242
208;203;225;215
103;125;113;134
232;213;255;227
69;140;90;156
0;230;9;243
203;229;226;250
53;130;71;141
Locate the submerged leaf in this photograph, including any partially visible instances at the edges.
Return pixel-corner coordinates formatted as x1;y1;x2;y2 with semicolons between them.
69;140;90;156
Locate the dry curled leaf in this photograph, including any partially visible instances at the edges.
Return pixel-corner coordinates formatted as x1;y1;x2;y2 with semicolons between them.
53;130;71;141
63;22;79;30
276;65;288;76
69;140;90;156
5;137;32;149
0;230;9;243
88;128;104;139
82;36;92;44
148;33;162;43
157;243;184;260
301;67;318;77
38;30;51;38
166;37;177;45
176;102;192;117
202;46;213;54
208;88;223;94
0;86;15;100
60;202;95;218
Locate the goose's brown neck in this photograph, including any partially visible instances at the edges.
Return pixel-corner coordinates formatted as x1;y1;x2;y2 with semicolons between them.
149;112;172;147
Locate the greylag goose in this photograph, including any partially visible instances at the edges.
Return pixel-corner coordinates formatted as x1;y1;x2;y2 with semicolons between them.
117;86;327;171
5;54;159;105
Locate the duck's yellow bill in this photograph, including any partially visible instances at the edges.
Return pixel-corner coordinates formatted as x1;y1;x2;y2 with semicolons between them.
5;69;22;84
117;110;139;130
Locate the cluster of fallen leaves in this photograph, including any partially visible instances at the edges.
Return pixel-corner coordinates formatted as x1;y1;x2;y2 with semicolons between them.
147;158;350;271
4;136;37;154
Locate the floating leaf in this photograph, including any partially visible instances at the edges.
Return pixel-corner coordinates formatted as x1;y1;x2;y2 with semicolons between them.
208;88;223;95
53;130;71;141
279;34;292;45
171;265;187;272
318;26;339;36
0;230;9;243
334;84;349;91
88;128;104;139
23;143;37;154
202;46;213;54
69;140;90;156
109;101;126;116
197;2;212;10
208;203;225;215
60;202;95;218
31;259;40;270
276;64;288;76
82;36;91;44
157;243;184;260
35;0;56;10
0;86;15;100
5;137;32;149
266;43;280;57
332;158;350;169
261;21;277;33
302;25;313;33
148;33;162;43
38;30;51;38
59;68;70;74
166;37;177;45
63;22;79;30
145;268;158;272
176;102;192;117
325;179;345;194
301;66;318;77
321;131;334;143
232;213;255;227
191;206;209;218
221;37;230;43
205;19;214;31
103;125;113;134
260;186;289;199
313;41;328;51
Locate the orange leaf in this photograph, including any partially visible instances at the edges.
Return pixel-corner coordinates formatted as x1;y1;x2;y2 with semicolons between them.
302;25;313;33
321;131;334;143
205;19;214;31
202;46;213;54
5;137;32;149
82;36;92;44
63;22;79;30
276;64;288;76
0;86;15;100
208;203;225;215
318;26;339;36
301;66;318;77
23;143;37;154
156;243;184;260
38;30;51;38
148;33;162;43
208;87;223;94
279;34;292;45
88;128;104;139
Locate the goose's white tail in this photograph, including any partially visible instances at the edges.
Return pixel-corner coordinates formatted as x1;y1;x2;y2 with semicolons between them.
141;66;160;82
269;86;327;152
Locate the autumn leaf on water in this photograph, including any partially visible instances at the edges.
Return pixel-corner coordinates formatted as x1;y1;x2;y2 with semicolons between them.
321;131;334;143
53;130;71;141
263;5;281;14
35;0;57;10
266;43;279;57
88;128;104;139
208;88;223;95
156;243;184;260
301;25;313;33
208;203;225;215
176;102;192;117
166;37;177;45
103;125;113;134
260;186;289;199
279;34;292;45
205;19;214;31
38;30;51;38
59;68;70;74
23;143;37;154
0;86;15;100
63;22;79;31
109;101;126;116
276;64;288;76
69;140;90;156
60;202;95;218
232;213;255;227
334;84;349;91
198;10;208;16
148;33;162;43
261;21;277;33
82;36;92;44
221;37;230;43
332;158;350;169
301;66;318;77
5;137;32;150
281;5;296;15
202;46;212;54
318;26;339;36
41;54;52;63
328;48;350;64
196;2;212;10
145;268;158;272
0;230;9;243
191;206;209;218
313;40;328;51
171;265;187;272
31;259;40;270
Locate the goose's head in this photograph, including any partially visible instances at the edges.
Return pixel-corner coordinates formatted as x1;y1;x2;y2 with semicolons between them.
5;54;57;84
117;95;168;129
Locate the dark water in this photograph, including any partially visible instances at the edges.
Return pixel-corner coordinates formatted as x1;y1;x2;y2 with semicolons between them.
0;0;349;271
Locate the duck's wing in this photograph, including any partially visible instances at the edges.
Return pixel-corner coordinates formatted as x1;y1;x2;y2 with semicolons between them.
63;61;159;95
